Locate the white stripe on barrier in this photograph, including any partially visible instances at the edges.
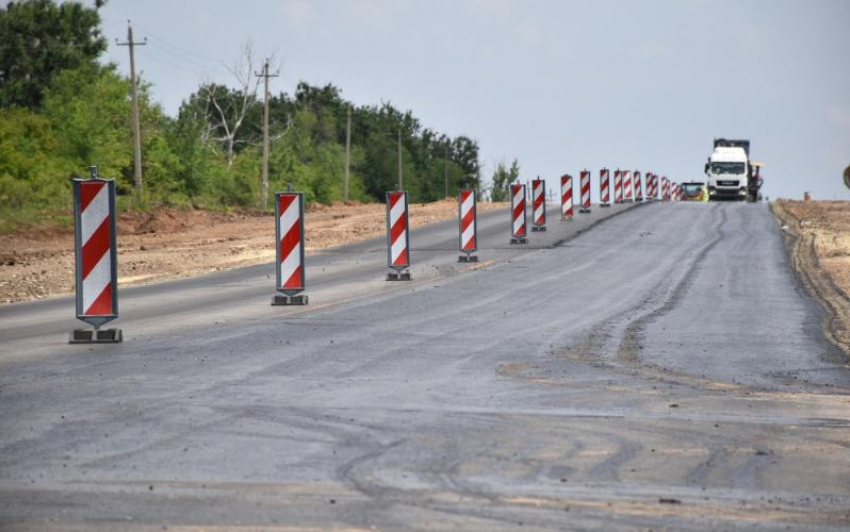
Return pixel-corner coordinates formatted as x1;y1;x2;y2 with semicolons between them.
461;194;474;219
512;214;523;235
280;241;301;285
81;185;109;245
390;198;405;226
462;224;474;248
279;197;300;236
391;228;407;263
82;251;111;313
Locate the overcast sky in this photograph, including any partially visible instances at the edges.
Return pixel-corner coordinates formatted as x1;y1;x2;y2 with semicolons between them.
97;0;850;200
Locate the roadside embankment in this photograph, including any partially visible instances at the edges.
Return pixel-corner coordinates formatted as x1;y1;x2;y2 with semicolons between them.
772;199;850;357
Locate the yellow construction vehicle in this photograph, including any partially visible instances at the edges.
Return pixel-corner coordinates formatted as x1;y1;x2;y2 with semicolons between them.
681;182;709;202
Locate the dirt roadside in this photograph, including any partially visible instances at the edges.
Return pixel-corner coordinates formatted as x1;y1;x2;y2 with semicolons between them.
0;199;508;304
772;199;850;357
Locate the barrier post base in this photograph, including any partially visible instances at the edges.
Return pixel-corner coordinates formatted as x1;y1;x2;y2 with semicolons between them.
600;203;611;208
561;216;573;221
69;328;123;344
579;208;592;214
272;294;309;306
458;254;479;263
636;197;644;202
387;271;412;281
510;237;528;245
531;226;546;232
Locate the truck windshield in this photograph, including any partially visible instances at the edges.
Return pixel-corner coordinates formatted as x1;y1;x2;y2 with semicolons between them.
710;162;745;175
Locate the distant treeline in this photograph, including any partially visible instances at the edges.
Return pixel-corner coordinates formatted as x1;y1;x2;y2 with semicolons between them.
0;0;505;231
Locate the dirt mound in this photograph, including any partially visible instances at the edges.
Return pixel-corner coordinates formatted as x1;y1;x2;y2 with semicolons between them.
0;200;508;304
773;199;850;357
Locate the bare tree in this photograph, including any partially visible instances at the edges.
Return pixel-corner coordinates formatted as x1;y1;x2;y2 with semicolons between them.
203;40;266;166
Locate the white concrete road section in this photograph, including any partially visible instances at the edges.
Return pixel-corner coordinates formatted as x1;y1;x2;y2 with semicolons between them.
1;202;849;530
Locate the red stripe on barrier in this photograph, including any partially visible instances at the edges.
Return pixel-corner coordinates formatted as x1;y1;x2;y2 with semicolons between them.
462;209;475;231
391;214;406;242
394;248;408;266
389;192;402;210
283;265;303;289
279;193;296;212
512;201;524;222
79;181;104;212
81;217;110;278
85;283;113;315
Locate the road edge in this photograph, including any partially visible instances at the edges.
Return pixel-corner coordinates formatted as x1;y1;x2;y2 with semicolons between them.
770;200;850;360
550;201;650;249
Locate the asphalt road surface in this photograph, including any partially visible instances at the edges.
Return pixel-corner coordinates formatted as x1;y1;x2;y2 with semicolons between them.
1;201;849;531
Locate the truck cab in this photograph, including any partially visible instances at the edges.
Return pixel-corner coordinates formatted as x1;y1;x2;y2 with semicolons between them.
705;145;748;201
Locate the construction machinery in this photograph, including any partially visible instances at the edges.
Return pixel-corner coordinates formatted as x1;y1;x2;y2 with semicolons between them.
705;138;764;202
681;182;708;201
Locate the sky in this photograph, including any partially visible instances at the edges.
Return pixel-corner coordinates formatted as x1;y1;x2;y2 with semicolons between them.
97;0;850;200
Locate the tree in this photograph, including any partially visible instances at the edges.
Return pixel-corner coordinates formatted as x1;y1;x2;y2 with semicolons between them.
451;136;481;190
0;0;107;108
200;41;264;166
490;158;520;202
42;64;132;186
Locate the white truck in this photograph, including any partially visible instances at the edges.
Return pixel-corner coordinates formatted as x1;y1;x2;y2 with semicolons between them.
704;138;763;202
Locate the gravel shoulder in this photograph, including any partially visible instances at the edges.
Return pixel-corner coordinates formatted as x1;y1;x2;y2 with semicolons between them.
0;199;507;304
772;199;850;357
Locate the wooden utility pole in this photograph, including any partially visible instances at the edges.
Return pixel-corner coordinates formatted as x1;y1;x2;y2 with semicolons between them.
255;59;278;209
444;143;449;198
116;21;146;195
344;105;351;202
397;129;403;190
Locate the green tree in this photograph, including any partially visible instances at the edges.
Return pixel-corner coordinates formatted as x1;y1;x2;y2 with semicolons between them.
0;107;60;209
490;159;520;202
0;0;107;108
41;64;132;189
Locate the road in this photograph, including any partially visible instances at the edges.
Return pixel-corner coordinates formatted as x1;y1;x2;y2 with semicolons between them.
1;201;848;531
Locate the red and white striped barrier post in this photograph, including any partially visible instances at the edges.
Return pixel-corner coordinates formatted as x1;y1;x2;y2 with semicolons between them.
70;166;121;343
623;170;633;202
648;173;658;200
273;190;308;305
662;176;670;201
458;189;478;263
510;183;528;244
579;170;592;213
600;168;611;207
386;190;412;280
673;183;683;201
531;178;546;232
634;170;643;201
614;169;623;204
560;174;573;220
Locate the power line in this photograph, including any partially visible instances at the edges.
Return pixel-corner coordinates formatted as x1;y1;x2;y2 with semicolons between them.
136;48;191;72
144;40;230;76
131;22;223;65
136;47;230;80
